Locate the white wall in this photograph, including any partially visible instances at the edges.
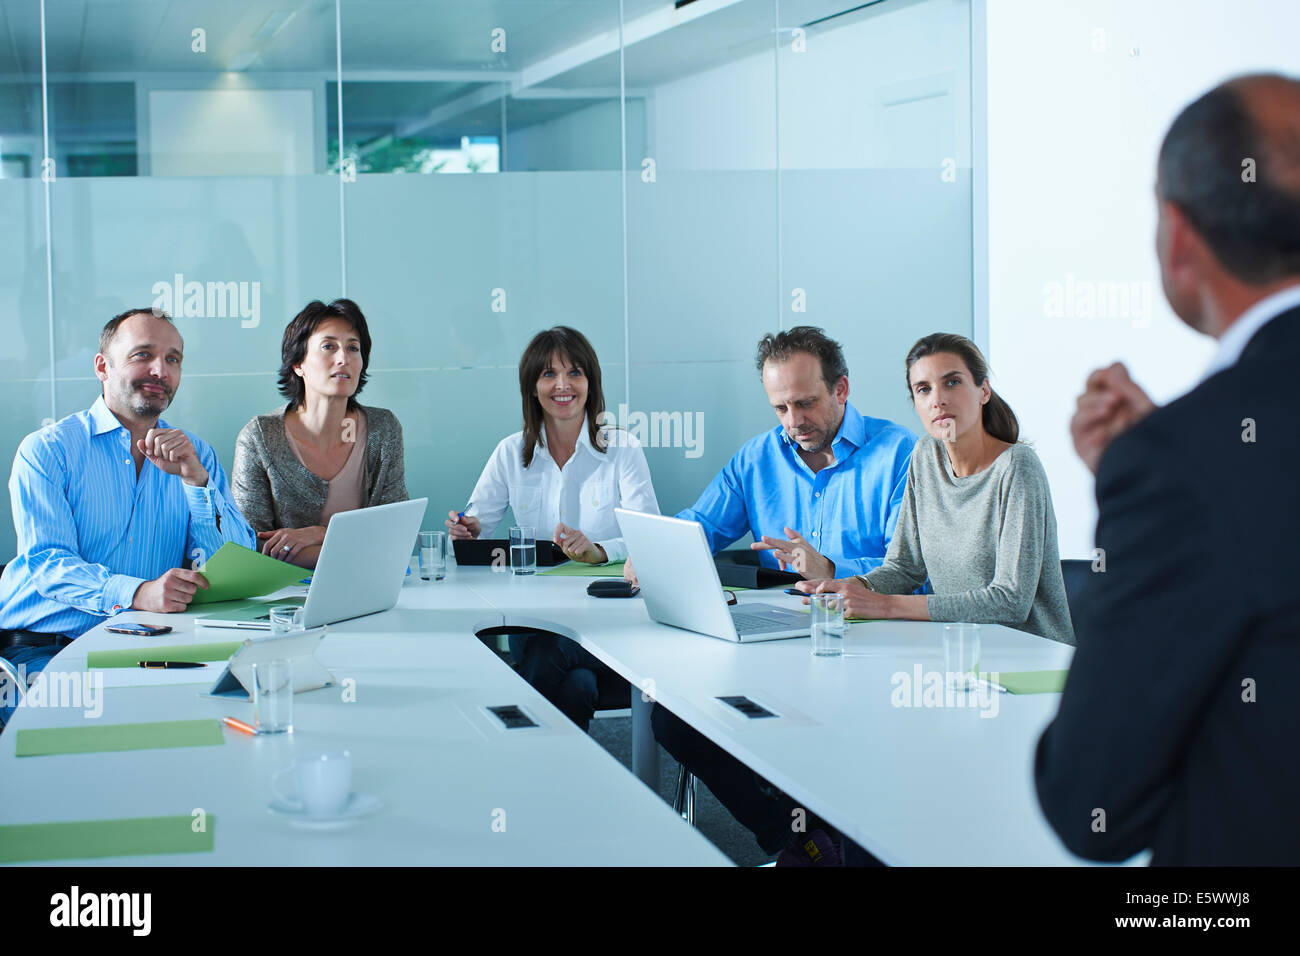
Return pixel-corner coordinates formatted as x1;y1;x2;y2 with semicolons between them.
984;0;1300;557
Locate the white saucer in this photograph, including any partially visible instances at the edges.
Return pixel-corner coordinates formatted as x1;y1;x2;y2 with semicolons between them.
267;792;383;829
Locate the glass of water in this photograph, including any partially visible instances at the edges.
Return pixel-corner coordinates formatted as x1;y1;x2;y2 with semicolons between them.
510;526;536;575
810;592;845;657
943;623;981;690
419;530;446;581
269;605;304;635
252;659;293;734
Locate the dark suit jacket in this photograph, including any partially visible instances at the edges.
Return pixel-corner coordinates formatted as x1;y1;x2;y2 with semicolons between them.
1035;305;1300;865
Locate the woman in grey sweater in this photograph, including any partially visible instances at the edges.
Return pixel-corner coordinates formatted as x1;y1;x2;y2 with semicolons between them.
232;299;408;568
798;333;1073;644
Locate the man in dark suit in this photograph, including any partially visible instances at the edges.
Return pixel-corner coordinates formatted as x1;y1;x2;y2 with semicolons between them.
1035;73;1300;865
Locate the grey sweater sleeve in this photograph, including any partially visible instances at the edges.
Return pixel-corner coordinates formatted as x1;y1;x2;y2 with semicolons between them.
858;461;928;595
373;410;409;505
925;450;1047;625
232;421;276;534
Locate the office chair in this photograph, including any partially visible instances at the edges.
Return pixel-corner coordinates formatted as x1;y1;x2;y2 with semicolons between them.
1060;559;1092;635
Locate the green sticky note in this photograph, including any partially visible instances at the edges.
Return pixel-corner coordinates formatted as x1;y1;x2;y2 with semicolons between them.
540;560;628;578
86;641;242;669
15;719;224;757
995;669;1069;694
189;541;307;604
0;815;214;863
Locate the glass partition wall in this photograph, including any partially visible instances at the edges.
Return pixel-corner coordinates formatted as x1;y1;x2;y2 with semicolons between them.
0;0;972;558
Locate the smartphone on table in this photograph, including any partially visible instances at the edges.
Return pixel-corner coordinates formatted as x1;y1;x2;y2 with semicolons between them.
105;623;173;636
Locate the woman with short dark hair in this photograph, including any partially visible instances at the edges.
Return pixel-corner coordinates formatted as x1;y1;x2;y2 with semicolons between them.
232;299;407;568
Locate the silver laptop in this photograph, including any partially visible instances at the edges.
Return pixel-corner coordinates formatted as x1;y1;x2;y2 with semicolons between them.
199;498;428;630
614;509;811;643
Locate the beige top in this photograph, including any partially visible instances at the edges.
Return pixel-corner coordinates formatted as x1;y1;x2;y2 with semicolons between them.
283;409;368;527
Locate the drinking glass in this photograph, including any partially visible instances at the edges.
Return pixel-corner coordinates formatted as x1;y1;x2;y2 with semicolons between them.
269;605;304;635
510;526;536;575
943;623;982;690
252;659;293;734
419;531;446;581
810;592;845;657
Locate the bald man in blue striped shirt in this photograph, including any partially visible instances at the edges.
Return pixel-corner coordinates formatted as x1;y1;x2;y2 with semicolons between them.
0;308;255;727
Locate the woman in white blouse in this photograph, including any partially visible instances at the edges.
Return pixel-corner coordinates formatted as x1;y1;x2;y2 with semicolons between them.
445;326;658;564
446;326;660;732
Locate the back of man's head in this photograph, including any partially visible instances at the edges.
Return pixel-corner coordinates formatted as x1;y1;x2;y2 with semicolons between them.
1158;73;1300;285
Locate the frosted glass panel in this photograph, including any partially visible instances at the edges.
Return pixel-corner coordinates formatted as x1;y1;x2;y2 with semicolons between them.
627;173;779;364
776;0;971;433
0;179;51;560
780;170;972;429
42;174;343;552
344;173;623;369
0;0;972;571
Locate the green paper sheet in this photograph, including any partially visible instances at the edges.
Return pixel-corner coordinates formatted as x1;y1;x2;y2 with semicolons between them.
540;560;628;578
15;719;224;757
189;541;307;604
994;669;1069;694
86;641;242;669
0;815;214;863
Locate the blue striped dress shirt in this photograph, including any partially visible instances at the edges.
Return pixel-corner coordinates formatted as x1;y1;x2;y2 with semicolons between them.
0;396;256;636
675;402;916;577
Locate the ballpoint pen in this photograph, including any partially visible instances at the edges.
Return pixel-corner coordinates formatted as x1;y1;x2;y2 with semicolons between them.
138;661;206;669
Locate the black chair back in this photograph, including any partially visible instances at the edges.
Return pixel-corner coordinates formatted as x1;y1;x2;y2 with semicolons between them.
1060;559;1092;637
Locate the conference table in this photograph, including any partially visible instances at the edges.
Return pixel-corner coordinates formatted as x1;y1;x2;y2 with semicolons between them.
0;560;1093;866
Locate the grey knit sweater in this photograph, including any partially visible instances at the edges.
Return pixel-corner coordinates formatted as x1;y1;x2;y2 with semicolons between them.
232;403;408;532
859;436;1075;644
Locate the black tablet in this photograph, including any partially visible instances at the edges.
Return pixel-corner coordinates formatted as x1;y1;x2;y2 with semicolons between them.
452;538;568;567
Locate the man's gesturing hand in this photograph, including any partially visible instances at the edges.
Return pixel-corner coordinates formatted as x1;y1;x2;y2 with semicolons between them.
1071;363;1157;474
138;428;209;487
132;568;209;613
751;526;835;579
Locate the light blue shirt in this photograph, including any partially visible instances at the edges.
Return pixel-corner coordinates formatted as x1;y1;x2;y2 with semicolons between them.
676;402;916;577
0;396;256;636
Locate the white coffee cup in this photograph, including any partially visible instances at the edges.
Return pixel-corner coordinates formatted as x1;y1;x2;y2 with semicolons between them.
272;750;352;816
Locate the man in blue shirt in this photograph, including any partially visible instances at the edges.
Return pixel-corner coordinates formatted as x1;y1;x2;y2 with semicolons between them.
0;308;256;729
650;326;915;865
671;327;915;578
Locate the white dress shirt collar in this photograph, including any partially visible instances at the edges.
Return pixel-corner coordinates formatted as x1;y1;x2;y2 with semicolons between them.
536;415;599;465
1202;283;1300;382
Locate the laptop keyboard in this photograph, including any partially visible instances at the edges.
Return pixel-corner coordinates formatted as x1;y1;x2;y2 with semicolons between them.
729;606;805;634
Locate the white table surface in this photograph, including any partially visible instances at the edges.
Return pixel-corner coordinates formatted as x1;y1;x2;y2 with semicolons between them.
0;573;730;866
457;565;1108;866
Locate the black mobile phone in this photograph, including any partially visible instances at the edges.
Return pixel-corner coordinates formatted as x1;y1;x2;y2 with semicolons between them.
105;623;173;636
